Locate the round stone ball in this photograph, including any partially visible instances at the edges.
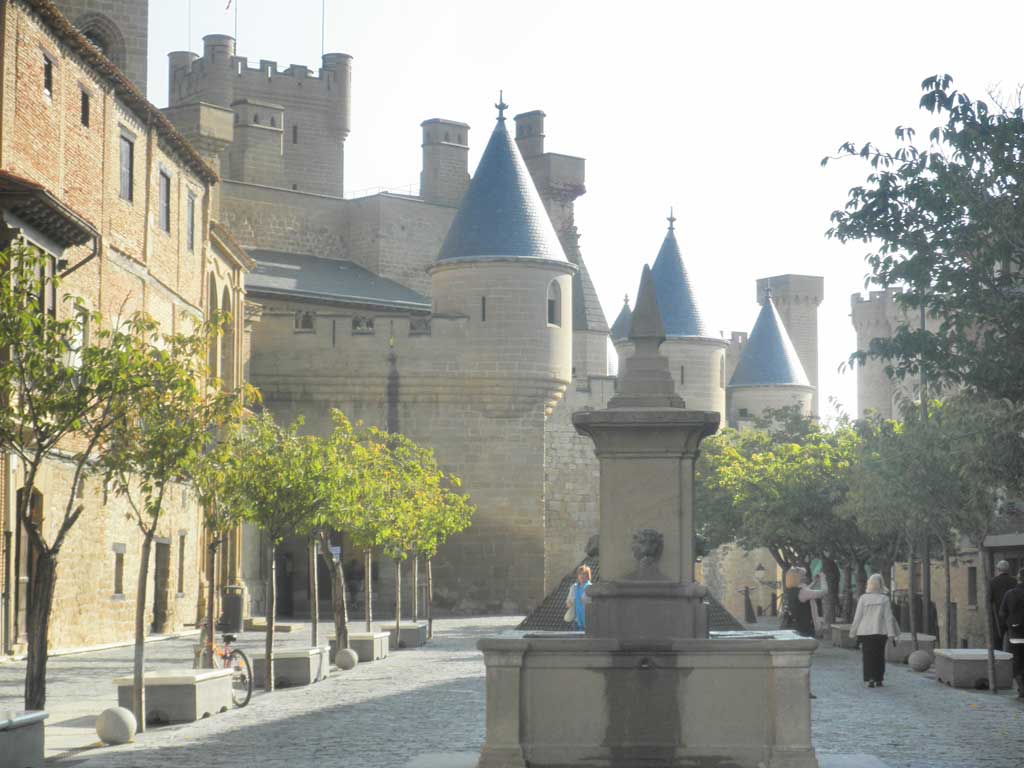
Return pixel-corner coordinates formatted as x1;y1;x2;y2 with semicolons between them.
96;706;137;745
908;649;933;672
335;647;359;670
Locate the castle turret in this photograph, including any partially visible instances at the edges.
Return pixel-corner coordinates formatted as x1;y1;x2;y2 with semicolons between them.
850;288;901;418
428;97;576;610
727;292;813;427
514;110;545;159
755;274;824;415
420;119;470;206
621;212;728;414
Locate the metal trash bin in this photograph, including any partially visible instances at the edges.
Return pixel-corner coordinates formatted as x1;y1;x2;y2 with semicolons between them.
218;585;244;633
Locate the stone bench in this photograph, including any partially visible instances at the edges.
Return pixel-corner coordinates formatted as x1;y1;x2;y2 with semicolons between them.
114;669;232;725
886;633;936;664
349;631;390;662
243;618;294;632
831;623;857;649
935;648;1013;689
0;710;47;768
250;646;329;688
384;622;428;649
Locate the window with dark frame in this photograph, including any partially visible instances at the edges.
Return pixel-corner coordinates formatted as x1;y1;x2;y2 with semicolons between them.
680;365;685;386
547;281;561;326
293;125;298;144
113;544;125;596
187;192;196;252
119;135;134;201
159;171;171;232
967;566;978;607
177;534;186;595
43;55;53;97
481;296;487;322
80;90;90;127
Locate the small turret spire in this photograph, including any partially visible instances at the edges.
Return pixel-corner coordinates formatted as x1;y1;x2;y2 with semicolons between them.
495;90;508;121
667;207;677;232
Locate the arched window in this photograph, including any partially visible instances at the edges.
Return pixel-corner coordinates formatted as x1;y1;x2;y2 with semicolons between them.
220;287;235;390
270;116;276;127
207;278;219;379
253;113;260;125
292;125;298;144
547;281;561;326
680;365;685;386
76;13;127;70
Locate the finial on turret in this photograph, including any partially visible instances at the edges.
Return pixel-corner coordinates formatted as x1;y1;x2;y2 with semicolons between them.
623;293;629;305
495;90;508;121
667;207;677;232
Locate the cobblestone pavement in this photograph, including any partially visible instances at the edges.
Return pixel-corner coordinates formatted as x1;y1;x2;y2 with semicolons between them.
3;617;1023;767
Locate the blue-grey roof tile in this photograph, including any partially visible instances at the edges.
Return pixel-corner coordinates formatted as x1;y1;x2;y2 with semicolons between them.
436;115;566;263
610;296;632;341
650;226;711;337
245;249;430;311
728;297;811;388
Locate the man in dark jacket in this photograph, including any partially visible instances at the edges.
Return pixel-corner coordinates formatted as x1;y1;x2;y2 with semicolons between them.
991;560;1017;650
998;569;1024;698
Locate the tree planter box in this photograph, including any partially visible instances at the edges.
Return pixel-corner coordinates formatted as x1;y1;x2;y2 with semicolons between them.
250;646;330;688
0;710;47;768
935;649;1013;689
885;633;936;664
384;622;429;649
830;624;857;649
114;669;232;724
349;631;390;662
243;618;294;632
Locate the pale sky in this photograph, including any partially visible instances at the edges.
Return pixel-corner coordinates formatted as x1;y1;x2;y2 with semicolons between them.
148;0;1024;418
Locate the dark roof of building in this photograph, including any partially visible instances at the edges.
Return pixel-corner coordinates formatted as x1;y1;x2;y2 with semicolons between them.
0;170;97;247
245;249;431;311
22;0;217;184
728;296;811;388
650;225;711;338
436;114;567;264
516;552;745;633
610;296;632;341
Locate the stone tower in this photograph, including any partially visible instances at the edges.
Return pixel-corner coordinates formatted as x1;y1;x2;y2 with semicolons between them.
53;0;149;95
850;287;910;418
755;274;824;415
167;35;352;196
420;119;470;206
428;100;575;609
616;216;728;414
726;293;814;426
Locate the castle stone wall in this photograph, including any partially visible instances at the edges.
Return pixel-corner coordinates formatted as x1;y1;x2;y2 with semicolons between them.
662;337;728;414
53;0;148;95
728;385;813;426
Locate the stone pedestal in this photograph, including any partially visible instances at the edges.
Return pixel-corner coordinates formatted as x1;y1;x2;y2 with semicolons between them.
0;711;47;768
477;632;819;768
934;649;1013;689
250;646;330;687
114;669;232;724
831;623;857;649
384;622;429;649
349;631;390;662
886;633;936;664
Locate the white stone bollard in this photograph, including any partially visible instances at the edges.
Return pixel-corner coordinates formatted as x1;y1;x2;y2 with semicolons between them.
336;647;359;670
96;706;137;745
908;649;933;672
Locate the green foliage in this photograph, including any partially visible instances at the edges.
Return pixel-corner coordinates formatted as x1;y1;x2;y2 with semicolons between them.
825;75;1024;401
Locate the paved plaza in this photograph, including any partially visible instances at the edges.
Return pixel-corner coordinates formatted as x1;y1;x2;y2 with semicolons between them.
1;616;1023;767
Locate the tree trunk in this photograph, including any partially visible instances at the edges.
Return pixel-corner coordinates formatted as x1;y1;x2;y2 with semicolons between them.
265;542;276;692
318;531;349;651
308;539;319;648
412;556;419;624
922;538;932;636
908;542;919;651
394;559;402;647
364;550;372;632
426;558;434;639
944;539;954;649
204;541;217;668
133;531;155;732
23;550;57;710
842;559;854;622
979;546;998;693
821;557;840;627
856;558;868;599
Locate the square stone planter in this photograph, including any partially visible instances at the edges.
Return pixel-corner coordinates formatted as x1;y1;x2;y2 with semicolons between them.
885;633;936;664
250;646;330;688
830;624;857;649
935;649;1013;689
0;710;47;768
349;631;390;662
114;669;232;724
384;622;429;649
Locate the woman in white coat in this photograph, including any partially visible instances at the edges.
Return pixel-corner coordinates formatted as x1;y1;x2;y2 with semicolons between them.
849;573;900;687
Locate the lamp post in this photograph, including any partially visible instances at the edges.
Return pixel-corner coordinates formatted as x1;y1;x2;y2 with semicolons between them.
754;563;781;617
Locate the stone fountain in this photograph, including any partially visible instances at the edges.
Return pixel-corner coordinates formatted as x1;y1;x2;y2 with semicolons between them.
474;265;819;768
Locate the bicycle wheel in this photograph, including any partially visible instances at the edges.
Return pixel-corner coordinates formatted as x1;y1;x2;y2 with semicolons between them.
228;649;253;707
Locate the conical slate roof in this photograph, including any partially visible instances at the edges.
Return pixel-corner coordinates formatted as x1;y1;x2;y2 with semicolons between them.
650;220;711;338
610;296;632;341
728;295;811;388
436;106;566;264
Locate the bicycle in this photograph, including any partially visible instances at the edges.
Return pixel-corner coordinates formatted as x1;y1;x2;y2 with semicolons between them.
212;633;253;708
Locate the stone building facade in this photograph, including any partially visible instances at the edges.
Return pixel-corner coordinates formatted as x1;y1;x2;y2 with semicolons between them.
0;0;247;654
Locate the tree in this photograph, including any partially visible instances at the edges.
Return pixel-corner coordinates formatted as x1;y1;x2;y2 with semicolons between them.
825;75;1024;403
103;318;246;729
0;244;151;709
227;412;322;691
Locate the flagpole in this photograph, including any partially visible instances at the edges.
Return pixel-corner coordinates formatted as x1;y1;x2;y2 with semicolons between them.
234;0;238;44
321;0;326;56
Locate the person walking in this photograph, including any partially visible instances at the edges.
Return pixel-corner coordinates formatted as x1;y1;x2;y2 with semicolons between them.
998;568;1024;698
565;565;592;631
850;573;900;688
990;560;1017;650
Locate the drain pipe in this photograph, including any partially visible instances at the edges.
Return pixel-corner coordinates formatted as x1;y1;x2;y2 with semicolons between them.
58;233;100;280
